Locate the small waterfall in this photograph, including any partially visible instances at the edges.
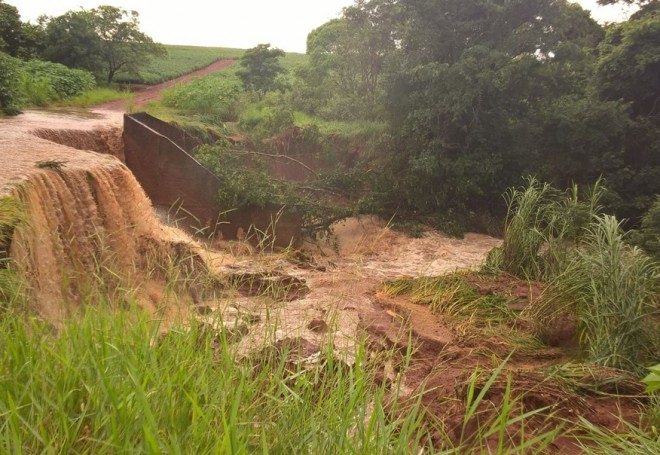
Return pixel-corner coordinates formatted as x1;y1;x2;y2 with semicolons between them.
32;127;125;161
9;162;200;323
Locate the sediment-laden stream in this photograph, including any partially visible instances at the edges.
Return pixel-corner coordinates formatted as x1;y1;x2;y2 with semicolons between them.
1;108;645;452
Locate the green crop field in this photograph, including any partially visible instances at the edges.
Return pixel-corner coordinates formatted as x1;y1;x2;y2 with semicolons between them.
114;44;245;85
115;44;308;85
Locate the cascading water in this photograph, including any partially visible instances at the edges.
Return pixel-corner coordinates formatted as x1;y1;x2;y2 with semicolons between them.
0;106;209;325
32;127;125;161
8;161;199;323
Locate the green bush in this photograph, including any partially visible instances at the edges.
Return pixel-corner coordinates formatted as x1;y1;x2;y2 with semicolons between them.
161;73;242;122
21;60;96;99
19;73;56;106
0;51;22;115
239;104;294;140
630;197;660;261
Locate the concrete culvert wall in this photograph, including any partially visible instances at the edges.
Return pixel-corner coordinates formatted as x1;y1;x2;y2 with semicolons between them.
123;113;302;248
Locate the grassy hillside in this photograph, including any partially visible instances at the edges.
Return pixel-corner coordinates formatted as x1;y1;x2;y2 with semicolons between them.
115;45;244;85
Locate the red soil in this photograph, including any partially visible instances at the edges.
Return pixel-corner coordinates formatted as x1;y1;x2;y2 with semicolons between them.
97;59;236;111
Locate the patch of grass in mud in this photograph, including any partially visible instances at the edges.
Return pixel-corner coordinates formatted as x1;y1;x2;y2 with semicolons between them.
377;271;659;452
380;272;525;341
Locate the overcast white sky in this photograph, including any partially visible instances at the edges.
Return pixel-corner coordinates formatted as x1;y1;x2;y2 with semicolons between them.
9;0;636;53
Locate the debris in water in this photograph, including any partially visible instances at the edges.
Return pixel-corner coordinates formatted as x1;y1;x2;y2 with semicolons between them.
35;159;67;170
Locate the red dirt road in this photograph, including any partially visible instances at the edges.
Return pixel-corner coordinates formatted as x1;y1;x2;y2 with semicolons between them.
97;59;236;111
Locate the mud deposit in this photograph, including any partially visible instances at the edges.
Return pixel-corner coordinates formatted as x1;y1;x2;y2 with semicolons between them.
0;109;646;452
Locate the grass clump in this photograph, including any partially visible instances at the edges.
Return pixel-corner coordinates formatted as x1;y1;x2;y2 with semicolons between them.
487;177;603;280
0;197;25;308
548;215;659;372
380;273;519;330
0;308;434;453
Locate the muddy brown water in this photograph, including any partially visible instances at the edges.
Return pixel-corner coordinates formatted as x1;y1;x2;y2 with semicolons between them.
1;108;640;451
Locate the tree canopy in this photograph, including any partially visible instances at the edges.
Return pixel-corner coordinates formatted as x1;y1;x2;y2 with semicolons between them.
0;0;42;58
236;44;286;94
41;5;165;83
288;0;659;227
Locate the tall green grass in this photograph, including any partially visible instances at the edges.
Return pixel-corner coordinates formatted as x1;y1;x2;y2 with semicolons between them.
0;307;437;453
550;215;659;372
489;179;659;373
487;177;603;280
0;197;25;309
59;87;134;108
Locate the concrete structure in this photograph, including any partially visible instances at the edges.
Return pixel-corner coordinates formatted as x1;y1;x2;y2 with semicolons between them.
123;113;301;247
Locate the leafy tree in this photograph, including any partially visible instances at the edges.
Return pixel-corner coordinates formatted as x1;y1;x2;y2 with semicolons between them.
597;0;653;5
236;44;286;95
395;0;602;66
593;7;660;221
297;0;398;120
0;1;22;56
41;10;103;73
379;0;611;220
42;6;165;83
595;9;660;118
92;6;165;83
0;0;43;58
0;51;21;114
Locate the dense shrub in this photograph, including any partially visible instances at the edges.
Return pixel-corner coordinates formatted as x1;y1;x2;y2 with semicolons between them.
18;73;56;106
161;73;241;122
21;60;96;99
0;51;22;115
630;197;660;261
239;104;294;140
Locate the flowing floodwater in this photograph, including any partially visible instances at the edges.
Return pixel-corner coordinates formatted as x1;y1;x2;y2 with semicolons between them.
3;108;639;450
1;108;200;323
0;106;501;349
1;108;501;331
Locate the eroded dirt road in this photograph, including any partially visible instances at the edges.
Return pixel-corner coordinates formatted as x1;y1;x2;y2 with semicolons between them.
97;59;235;111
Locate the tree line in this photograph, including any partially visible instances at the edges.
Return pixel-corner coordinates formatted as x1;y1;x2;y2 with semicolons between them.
0;1;164;84
281;0;660;230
